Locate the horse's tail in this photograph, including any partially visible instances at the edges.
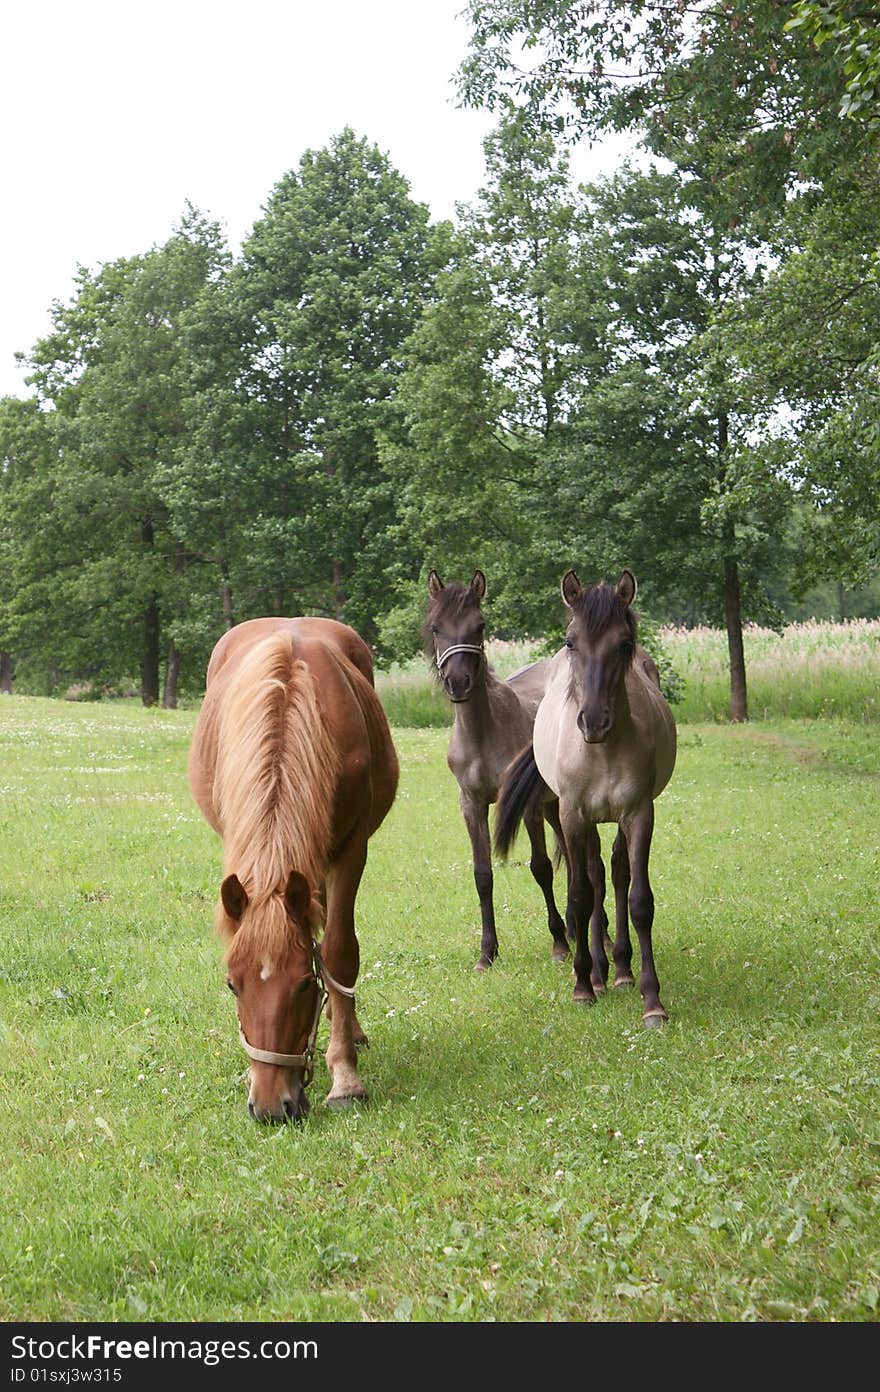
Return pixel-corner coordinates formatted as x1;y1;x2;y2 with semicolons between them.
214;631;341;897
494;743;548;860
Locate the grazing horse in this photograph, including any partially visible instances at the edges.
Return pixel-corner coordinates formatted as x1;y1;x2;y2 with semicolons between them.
495;571;676;1027
188;617;399;1122
426;569;574;970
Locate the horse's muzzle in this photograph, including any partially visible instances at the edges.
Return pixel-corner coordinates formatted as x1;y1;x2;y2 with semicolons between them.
248;1084;310;1125
577;709;611;743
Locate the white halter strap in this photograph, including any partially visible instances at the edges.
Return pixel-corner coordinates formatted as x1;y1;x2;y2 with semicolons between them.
236;942;356;1076
435;642;484;669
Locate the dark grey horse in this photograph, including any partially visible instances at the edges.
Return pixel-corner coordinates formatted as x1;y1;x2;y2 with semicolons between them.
426;569;610;971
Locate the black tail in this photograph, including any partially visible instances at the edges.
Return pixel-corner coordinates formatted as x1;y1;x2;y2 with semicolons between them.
494;744;548;860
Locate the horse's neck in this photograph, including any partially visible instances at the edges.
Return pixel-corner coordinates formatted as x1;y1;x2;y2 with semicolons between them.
451;663;498;740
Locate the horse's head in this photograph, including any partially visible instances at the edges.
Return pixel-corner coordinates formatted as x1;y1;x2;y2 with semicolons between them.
561;569;638;744
425;569;487;702
218;870;323;1124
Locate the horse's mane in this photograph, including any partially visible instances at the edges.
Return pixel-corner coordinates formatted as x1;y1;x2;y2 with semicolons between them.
213;632;341;965
570;583;637;649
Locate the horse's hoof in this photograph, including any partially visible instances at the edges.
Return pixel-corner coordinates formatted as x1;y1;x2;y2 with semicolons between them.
552;944;570;963
642;1010;668;1030
591;981;607;996
326;1091;368;1111
354;1034;369;1052
614;975;635;989
474;956;494;972
572;987;596;1006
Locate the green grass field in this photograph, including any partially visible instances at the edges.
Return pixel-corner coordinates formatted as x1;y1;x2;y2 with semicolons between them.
1;695;878;1321
662;619;880;723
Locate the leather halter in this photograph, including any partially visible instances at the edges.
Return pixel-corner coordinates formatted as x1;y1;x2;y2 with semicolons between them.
236;942;355;1086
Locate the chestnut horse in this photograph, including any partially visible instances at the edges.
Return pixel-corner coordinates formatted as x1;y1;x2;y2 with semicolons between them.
495;571;676;1027
188;617;399;1122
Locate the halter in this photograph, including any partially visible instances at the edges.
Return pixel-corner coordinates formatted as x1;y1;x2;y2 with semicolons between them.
236;941;356;1086
435;641;484;670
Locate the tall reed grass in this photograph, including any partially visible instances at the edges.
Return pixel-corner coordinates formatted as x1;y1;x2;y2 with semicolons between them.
662;619;880;723
376;622;880;726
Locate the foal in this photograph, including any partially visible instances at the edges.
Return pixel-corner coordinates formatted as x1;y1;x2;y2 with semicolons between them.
496;571;676;1026
426;569;572;970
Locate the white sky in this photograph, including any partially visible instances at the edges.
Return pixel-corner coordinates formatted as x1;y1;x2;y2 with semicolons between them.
2;0;632;399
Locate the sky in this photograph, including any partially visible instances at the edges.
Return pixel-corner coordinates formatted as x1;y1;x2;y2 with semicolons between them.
2;0;633;399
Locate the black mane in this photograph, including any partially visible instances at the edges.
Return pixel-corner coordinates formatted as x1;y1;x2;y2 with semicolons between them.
571;583;637;646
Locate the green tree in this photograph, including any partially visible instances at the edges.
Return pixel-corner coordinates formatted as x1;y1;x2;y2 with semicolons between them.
22;209;228;703
788;1;880;116
0;396;58;692
380;118;583;653
225;128;442;642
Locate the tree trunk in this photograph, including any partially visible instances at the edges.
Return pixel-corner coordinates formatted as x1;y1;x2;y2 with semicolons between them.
838;580;846;622
0;651;12;694
162;640;180;709
332;558;345;620
141;518;160;706
141;593;160;706
221;584;234;630
723;552;748;722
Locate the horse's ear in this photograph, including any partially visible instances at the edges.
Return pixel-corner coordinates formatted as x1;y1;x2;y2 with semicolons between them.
283;870;312;925
561;570;582;609
470;569;487;601
616;570;637;608
220;874;248;922
427;569;444;598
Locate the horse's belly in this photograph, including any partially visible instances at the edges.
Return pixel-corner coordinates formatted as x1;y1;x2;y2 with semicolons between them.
533;699;561;797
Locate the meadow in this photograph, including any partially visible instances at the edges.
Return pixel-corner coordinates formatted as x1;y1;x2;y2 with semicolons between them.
663;619;880;723
1;677;878;1322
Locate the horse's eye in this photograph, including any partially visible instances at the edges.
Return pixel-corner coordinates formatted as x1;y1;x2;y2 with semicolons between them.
226;979;239;997
564;637;574;650
430;625;438;635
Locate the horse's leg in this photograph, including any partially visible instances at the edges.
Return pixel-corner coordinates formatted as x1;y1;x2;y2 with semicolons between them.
543;798;573;939
560;804;596;1005
322;830;370;1106
611;827;634;988
460;792;497;971
587;826;611;993
324;998;369;1050
622;802;667;1027
522;803;569;961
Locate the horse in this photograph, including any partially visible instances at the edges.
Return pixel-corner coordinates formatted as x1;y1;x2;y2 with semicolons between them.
188;616;399;1122
495;570;676;1027
426;568;593;970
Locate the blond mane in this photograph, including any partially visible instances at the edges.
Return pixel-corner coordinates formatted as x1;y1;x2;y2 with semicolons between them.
212;632;341;965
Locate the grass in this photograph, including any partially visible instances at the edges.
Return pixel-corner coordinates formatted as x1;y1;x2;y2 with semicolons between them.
0;696;879;1321
663;619;880;723
377;619;880;728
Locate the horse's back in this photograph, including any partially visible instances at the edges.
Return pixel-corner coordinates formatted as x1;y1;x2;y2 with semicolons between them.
190;617;397;843
205;616;375;689
506;655;556;722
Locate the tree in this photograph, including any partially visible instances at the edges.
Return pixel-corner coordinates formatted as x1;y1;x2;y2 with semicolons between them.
380;118;585;652
224;128;442;643
787;1;880;117
0;396;57;692
458;0;879;715
21;209;228;703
